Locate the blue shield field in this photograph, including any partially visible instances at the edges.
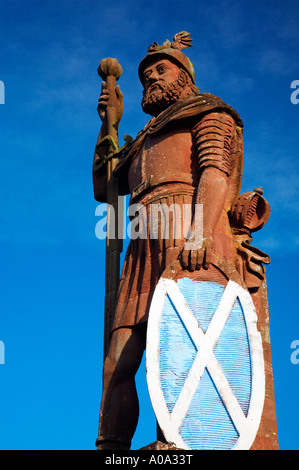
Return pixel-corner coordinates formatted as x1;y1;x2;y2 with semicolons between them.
146;264;265;450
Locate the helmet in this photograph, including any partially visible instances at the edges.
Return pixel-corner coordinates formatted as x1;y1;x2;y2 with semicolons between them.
138;31;196;85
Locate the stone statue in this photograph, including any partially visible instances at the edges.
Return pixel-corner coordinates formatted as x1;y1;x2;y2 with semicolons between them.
92;32;278;450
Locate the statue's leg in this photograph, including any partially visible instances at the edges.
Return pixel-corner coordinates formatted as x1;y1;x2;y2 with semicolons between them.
96;324;146;450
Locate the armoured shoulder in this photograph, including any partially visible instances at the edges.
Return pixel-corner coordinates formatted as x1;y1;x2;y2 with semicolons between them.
191;111;236;176
146;93;243;135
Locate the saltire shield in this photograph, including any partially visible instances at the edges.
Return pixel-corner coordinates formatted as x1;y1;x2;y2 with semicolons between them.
146;256;265;450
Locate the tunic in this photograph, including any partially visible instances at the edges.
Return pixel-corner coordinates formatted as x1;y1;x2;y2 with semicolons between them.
111;93;244;331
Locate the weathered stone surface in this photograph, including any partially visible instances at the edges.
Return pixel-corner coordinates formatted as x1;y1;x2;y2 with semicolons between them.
139;441;182;451
93;31;278;451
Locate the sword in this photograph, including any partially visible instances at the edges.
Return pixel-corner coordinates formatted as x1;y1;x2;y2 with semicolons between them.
97;58;124;359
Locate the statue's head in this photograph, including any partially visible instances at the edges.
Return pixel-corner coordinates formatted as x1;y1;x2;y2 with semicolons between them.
139;32;199;116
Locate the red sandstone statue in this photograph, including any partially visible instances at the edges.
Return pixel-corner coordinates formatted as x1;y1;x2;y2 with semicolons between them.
92;32;278;450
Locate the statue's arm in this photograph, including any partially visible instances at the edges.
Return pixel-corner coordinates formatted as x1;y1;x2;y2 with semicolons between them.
180;111;235;270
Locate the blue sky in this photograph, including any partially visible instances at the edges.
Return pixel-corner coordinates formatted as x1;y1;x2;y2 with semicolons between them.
0;0;298;450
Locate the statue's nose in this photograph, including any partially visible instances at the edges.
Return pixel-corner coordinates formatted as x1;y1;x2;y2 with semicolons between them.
148;70;160;83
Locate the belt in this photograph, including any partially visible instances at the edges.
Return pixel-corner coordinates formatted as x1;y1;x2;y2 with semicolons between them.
131;174;198;202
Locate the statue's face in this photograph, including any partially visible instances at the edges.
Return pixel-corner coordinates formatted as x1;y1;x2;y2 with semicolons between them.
141;58;190;116
142;59;182;94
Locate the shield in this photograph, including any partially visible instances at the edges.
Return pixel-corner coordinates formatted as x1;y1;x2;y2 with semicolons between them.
146;255;265;450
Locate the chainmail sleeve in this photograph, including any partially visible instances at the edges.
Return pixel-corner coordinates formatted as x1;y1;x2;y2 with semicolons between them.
191;112;235;176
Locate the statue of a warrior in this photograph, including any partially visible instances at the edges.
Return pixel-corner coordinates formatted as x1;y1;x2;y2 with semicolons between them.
92;32;278;450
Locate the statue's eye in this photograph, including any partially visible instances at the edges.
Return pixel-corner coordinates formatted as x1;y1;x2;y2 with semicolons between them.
157;66;165;74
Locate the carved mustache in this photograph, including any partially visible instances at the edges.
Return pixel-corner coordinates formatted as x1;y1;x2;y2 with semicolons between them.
149;82;164;90
143;81;166;96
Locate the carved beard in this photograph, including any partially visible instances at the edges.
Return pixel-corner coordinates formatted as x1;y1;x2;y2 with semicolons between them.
141;70;190;116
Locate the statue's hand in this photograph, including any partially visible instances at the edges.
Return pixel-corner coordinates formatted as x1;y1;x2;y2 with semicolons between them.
179;231;214;271
97;82;124;125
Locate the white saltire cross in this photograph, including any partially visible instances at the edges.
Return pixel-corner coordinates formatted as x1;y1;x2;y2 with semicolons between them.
146;278;265;450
